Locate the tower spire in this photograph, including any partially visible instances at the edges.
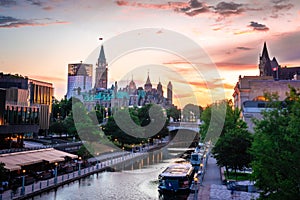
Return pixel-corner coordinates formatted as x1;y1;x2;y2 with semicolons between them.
262;42;270;61
95;43;108;89
98;45;106;66
144;70;152;92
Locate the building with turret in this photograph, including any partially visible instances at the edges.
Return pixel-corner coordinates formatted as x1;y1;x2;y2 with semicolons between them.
144;72;152;93
259;42;300;80
233;42;300;132
67;44;174;113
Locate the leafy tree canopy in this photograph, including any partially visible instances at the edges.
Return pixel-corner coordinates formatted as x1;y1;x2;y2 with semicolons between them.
251;86;300;200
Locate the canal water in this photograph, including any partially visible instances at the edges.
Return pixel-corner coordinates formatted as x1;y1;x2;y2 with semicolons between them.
31;150;190;200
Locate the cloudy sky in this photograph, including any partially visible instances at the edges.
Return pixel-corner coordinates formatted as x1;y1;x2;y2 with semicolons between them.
1;0;300;107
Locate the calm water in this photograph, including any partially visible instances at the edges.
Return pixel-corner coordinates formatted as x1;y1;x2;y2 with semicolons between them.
31;150;188;200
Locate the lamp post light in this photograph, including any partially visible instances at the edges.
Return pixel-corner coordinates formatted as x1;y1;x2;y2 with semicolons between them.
148;138;150;150
21;169;26;195
96;153;99;169
193;176;198;200
54;162;58;185
78;157;82;176
110;149;114;165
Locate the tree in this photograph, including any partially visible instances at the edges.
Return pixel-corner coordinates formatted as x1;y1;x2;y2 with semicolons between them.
166;106;181;122
251;87;300;200
102;104;169;146
182;103;202;122
49;121;66;137
209;100;252;178
212;128;252;179
200;100;240;142
63;114;78;138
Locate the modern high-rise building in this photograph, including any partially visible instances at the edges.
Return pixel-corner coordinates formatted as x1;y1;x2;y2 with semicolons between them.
0;73;53;148
67;62;93;99
28;79;54;131
94;45;108;89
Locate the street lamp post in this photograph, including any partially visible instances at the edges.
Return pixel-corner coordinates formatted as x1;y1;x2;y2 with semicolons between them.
54;162;58;185
193;177;198;200
96;153;99;169
21;169;26;195
78;157;82;176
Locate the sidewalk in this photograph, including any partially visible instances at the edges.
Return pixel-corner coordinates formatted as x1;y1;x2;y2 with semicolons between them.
188;156;221;200
210;184;259;200
188;156;260;200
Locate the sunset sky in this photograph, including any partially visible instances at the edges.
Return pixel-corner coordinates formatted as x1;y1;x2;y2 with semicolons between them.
1;0;300;108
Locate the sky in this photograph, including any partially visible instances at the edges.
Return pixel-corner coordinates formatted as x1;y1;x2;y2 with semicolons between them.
1;0;300;108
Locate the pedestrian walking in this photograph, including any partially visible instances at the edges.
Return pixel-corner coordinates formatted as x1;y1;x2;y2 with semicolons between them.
231;188;235;199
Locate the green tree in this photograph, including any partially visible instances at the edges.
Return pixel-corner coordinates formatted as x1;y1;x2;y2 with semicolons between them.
72;102;102;143
182;103;202;122
103;108;145;146
166;106;181;122
200;100;238;142
63;114;78;138
207;100;252;178
212;128;252;179
102;104;169;146
49;121;66;137
251;87;300;200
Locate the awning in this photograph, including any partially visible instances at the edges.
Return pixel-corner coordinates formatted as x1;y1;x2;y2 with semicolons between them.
0;148;78;171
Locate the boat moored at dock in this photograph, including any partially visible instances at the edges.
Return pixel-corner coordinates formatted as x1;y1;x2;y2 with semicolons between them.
158;163;194;194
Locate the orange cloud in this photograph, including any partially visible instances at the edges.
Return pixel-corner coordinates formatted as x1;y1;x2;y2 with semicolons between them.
215;62;256;71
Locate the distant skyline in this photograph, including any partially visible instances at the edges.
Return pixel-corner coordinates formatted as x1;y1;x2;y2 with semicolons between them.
1;0;300;107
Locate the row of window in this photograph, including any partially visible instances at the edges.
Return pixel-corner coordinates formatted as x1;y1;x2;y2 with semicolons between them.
3;105;39;125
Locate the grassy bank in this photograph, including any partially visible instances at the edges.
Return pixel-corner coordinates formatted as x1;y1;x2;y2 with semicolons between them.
225;171;252;181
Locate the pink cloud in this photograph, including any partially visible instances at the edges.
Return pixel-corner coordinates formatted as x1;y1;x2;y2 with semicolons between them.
115;0;210;17
116;0;188;10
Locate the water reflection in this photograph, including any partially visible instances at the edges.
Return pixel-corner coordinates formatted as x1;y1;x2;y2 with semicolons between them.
32;150;189;200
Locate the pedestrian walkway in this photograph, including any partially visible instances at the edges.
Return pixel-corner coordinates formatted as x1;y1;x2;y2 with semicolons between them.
210;184;259;200
188;156;221;200
0;152;145;200
188;156;260;200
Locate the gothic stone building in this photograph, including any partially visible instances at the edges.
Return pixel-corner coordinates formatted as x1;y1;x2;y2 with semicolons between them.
233;42;300;132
